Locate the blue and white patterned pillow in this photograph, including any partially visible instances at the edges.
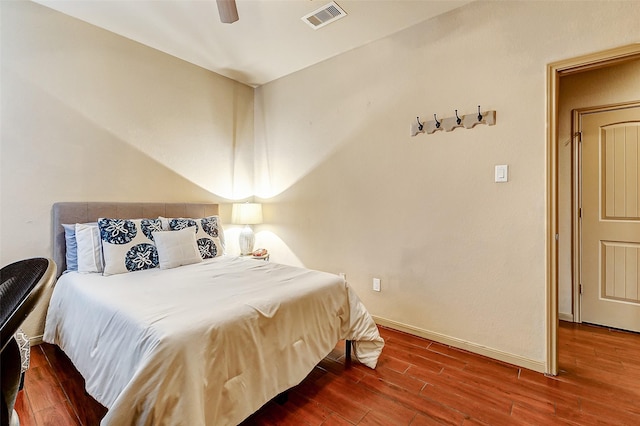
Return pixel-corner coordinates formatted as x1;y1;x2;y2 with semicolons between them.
168;216;223;259
98;218;163;275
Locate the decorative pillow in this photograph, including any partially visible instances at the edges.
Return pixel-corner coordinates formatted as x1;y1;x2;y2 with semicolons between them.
98;218;163;275
75;223;104;273
152;227;202;270
159;215;226;251
167;216;224;259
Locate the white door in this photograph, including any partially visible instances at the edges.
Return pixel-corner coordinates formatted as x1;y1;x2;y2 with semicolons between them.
580;103;640;333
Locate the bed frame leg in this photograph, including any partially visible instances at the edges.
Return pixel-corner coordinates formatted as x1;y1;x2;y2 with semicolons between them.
275;391;288;405
345;340;352;368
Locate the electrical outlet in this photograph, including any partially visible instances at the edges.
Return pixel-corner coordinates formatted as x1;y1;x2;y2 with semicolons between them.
373;278;381;292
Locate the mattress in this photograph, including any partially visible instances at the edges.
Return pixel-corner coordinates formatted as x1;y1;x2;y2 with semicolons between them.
43;255;383;425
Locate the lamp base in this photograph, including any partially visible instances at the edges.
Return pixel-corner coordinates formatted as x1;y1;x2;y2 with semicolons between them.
239;225;255;255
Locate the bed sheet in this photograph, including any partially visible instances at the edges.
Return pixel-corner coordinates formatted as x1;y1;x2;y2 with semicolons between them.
43;256;383;425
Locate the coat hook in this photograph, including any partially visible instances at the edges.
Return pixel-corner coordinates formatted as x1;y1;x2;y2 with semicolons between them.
434;113;441;128
455;110;461;125
477;105;483;122
416;117;424;131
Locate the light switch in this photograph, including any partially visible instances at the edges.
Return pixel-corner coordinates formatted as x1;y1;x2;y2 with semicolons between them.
495;165;508;183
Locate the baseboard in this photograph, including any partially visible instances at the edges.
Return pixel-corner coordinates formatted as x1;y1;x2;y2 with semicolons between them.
558;312;574;322
29;334;44;346
373;315;546;374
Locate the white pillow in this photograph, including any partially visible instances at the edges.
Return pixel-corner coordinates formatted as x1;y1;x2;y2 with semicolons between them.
75;223;104;273
153;227;202;270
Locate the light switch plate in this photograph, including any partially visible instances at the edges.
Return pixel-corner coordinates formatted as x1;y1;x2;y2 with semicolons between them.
373;278;381;292
495;165;508;182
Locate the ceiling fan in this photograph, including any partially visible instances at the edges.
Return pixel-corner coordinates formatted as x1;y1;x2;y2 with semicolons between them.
216;0;239;24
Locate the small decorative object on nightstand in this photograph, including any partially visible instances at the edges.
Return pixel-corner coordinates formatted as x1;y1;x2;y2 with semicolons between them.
232;202;263;255
251;248;269;261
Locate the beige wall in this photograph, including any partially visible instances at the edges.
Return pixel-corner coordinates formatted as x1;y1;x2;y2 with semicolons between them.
254;1;640;369
557;59;640;318
0;1;254;337
1;0;255;264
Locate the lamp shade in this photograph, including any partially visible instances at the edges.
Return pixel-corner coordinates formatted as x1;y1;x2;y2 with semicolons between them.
232;203;263;225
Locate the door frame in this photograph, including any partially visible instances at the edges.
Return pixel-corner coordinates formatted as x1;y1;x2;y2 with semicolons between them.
546;44;640;375
571;101;640;326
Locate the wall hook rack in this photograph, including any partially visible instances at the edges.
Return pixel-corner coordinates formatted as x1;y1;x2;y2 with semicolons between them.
410;106;496;136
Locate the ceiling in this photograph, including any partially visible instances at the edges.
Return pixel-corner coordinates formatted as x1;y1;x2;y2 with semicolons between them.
34;0;472;87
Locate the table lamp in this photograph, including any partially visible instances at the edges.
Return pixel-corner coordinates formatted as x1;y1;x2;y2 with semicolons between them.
232;203;263;255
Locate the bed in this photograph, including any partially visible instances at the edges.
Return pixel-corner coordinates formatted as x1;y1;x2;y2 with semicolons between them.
43;202;384;425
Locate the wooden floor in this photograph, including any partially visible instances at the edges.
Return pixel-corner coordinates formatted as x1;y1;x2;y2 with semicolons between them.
12;322;640;425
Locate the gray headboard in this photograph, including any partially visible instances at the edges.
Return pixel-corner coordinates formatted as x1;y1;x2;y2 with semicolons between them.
52;202;219;277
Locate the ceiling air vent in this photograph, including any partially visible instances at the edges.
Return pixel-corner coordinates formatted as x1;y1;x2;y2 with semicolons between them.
302;1;347;30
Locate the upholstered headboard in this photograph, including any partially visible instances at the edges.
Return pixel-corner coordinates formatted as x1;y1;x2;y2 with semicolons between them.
52;202;219;277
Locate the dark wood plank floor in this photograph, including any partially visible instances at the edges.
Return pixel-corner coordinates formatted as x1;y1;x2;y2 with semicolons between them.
12;322;640;425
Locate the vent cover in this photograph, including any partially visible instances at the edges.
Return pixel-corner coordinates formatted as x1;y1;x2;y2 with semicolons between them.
302;1;347;30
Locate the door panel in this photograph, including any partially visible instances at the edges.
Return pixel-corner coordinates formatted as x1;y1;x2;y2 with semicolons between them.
602;241;639;303
603;125;639;219
581;104;640;332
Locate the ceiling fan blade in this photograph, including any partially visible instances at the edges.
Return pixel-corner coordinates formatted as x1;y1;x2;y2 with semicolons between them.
216;0;239;24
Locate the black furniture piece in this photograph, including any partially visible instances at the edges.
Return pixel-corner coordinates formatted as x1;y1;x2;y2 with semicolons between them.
1;258;56;426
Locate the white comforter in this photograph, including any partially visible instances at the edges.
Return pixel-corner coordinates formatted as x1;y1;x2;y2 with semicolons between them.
43;256;383;425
